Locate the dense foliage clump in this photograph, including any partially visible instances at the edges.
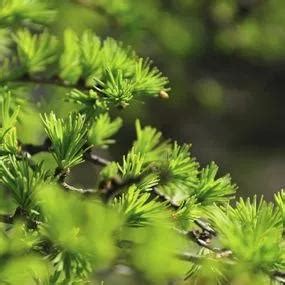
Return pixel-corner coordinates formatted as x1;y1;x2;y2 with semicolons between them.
0;1;284;284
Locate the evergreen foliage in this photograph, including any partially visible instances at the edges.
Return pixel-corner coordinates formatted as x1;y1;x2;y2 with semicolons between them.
0;1;284;285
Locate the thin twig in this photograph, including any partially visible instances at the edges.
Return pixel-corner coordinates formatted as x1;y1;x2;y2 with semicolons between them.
61;181;97;195
176;252;205;263
84;152;110;167
194;219;216;236
176;252;234;264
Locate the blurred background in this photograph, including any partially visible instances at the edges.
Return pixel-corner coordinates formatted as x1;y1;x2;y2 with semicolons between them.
20;0;285;199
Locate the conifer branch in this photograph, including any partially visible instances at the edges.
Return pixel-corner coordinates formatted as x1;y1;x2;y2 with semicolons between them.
0;4;284;283
1;29;170;107
21;138;110;168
